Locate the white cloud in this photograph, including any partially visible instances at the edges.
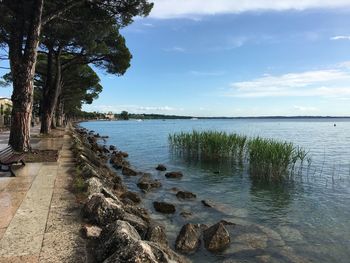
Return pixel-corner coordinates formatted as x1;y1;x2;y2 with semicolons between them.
226;62;350;98
150;0;350;19
86;104;182;114
294;105;319;112
331;35;350;40
163;46;186;52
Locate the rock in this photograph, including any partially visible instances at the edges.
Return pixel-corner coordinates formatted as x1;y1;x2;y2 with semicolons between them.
202;199;215;207
156;164;167;171
101;187;119;201
203;222;231;252
119;151;129;158
122;166;138;176
137;174;162;191
97;220;188;263
123;212;149;238
153;201;176;214
82;225;102;239
102;145;110;153
82;193;124;225
109;145;117;151
180;211;193;219
124;206;151;223
120;191;141;204
110;155;129;169
176;191;196;199
165;171;183;179
86;177;103;195
146;224;168;247
96;220;141;262
175;223;202;254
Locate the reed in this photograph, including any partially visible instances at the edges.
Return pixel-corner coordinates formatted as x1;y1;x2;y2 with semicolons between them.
169;131;308;181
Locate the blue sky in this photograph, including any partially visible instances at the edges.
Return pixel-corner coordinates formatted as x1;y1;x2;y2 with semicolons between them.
2;0;350;116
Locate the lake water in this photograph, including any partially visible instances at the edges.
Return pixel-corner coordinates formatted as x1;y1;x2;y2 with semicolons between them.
81;119;350;263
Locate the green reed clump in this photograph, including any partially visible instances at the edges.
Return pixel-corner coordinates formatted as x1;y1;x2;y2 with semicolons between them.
169;131;309;181
169;131;247;161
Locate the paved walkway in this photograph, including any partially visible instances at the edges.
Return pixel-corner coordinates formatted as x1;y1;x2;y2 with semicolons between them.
0;128;88;263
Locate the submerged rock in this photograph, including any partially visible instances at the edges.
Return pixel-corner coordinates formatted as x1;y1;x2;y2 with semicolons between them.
202;199;215;207
153;201;176;214
165;171;183;179
156;164;167;171
180;211;193;219
176;191;196;199
120;191;141;204
109;145;117;151
175;223;202;254
137;174;162;191
122;166;138;176
203;222;231;252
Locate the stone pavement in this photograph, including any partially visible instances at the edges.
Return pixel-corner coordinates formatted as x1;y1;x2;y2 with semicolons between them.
0;128;88;263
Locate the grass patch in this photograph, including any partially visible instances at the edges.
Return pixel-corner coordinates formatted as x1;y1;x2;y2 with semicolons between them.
169;130;309;181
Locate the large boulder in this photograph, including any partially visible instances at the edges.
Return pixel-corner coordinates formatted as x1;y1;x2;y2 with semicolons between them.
203;222;231;252
82;193;124;225
146;223;168;247
153;201;176;214
176;191;196;199
97;220;189;263
165;171;183;179
175;223;202;254
123;212;150;238
137;174;162;192
86;177;103;195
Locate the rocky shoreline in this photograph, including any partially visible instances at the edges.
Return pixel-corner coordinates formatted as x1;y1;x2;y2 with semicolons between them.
72;124;309;263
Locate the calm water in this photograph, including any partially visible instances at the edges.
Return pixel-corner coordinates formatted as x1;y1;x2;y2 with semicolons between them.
81;119;350;263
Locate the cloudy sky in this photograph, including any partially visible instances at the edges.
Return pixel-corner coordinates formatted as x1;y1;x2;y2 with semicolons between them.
2;0;350;116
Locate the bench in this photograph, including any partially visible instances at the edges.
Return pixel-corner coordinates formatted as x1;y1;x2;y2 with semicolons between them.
0;146;26;177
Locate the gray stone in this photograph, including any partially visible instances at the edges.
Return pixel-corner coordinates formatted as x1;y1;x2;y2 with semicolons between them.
203;222;231;252
175;223;202;254
120;191;142;204
156;164;167;171
82;193;124;225
86;177;103;195
165;171;183;179
122;166;138;176
137;174;162;191
176;191;196;199
82;225;102;239
146;224;168;247
153;201;176;214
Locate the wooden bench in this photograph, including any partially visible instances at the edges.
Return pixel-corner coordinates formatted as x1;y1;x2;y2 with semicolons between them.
0;146;26;177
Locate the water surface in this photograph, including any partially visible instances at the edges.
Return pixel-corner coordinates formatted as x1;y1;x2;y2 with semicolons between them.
81;119;350;262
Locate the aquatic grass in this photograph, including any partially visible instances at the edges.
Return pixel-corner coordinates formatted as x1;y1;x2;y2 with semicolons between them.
169;130;309;182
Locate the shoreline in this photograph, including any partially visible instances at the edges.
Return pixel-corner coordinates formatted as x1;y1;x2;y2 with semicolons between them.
71;124;190;262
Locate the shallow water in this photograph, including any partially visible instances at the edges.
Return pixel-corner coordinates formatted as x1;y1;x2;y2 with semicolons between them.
81;118;350;262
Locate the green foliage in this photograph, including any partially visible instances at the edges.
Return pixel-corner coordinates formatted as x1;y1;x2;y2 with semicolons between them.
119;111;129;120
169;131;309;182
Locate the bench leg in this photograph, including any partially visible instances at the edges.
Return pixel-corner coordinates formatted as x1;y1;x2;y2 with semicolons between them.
9;166;15;177
21;160;26;166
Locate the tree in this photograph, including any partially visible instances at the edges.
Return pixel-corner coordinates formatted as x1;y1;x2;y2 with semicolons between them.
120;111;129;120
0;0;153;151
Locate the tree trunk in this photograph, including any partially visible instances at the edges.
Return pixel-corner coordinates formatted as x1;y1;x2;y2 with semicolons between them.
8;0;44;152
40;49;62;134
55;97;64;127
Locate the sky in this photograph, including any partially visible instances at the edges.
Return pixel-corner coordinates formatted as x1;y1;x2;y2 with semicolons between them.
2;0;350;117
